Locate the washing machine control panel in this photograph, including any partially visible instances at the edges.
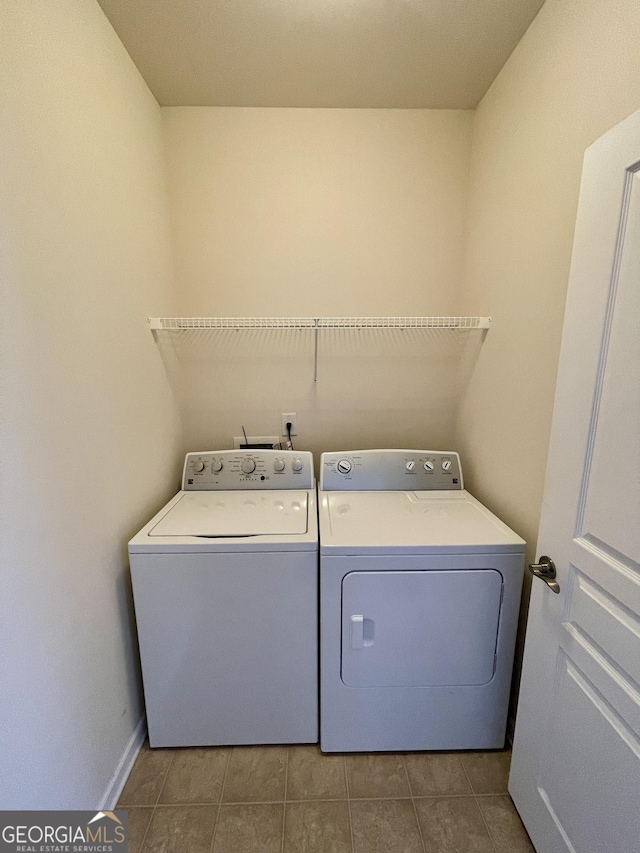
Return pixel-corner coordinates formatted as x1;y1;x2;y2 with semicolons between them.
182;450;313;490
320;450;463;490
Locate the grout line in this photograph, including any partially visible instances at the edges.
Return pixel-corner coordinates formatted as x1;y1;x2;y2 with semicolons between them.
219;748;233;803
281;748;289;853
348;793;459;801
343;756;355;853
134;808;155;853
209;748;233;853
154;750;175;806
403;756;427;853
156;800;288;807
149;792;509;807
469;792;510;799
478;799;499;853
136;744;176;853
460;757;498;853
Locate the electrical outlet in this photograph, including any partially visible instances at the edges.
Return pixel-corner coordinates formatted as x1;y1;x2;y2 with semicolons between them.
281;412;297;436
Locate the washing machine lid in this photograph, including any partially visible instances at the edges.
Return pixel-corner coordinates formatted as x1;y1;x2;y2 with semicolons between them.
149;490;308;538
320;489;525;554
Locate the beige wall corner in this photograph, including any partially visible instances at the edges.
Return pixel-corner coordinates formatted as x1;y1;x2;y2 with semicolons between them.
0;0;181;807
458;0;640;553
456;0;640;711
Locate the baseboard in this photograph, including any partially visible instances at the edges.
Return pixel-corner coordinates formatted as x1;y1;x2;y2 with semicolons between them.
99;715;147;810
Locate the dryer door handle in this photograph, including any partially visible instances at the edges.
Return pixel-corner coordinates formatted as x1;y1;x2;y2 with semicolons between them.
350;615;375;649
350;615;364;649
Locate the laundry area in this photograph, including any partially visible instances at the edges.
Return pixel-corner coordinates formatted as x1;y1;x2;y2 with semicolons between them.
2;2;640;853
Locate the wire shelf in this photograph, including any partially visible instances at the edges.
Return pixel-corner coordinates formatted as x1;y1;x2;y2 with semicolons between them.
149;316;491;331
316;316;490;329
148;316;491;381
149;317;317;330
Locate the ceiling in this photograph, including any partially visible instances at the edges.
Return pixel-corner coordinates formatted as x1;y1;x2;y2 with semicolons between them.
98;0;545;109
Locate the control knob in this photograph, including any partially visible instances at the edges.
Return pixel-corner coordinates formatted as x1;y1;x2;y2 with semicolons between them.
292;458;303;472
211;459;223;473
442;459;452;471
241;458;256;474
424;460;434;471
337;459;352;474
273;458;286;472
406;460;416;471
193;460;205;473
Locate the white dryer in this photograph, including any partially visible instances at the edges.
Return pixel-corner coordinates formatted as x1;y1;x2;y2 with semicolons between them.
319;449;525;752
129;449;317;748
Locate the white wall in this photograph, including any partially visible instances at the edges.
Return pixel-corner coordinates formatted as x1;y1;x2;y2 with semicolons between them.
8;0;640;807
456;0;640;708
162;108;475;454
0;0;181;808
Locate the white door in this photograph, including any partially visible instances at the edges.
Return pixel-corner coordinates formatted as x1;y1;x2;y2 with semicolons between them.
509;110;640;853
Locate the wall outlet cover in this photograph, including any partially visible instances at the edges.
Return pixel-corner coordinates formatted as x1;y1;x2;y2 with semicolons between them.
281;413;297;436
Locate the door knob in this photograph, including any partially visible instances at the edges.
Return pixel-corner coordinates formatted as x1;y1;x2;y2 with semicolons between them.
528;556;560;594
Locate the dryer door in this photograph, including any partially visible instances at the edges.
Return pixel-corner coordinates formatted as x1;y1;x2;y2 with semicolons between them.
341;569;503;688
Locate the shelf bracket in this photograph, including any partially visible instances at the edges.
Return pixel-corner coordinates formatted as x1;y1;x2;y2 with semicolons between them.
313;318;319;382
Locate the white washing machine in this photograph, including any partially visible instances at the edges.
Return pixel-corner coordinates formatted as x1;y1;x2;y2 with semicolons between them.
319;449;525;752
129;449;318;748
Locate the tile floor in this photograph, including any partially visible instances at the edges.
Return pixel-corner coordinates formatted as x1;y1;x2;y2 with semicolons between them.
118;743;534;853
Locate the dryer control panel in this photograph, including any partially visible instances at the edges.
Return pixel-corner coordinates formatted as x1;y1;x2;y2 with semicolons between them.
320;449;463;491
183;450;314;490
